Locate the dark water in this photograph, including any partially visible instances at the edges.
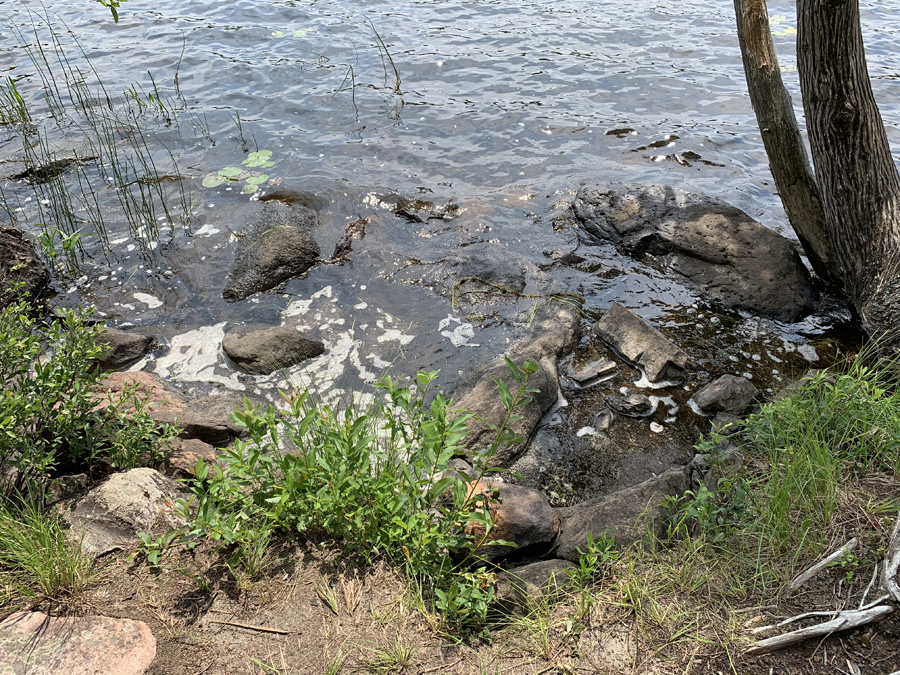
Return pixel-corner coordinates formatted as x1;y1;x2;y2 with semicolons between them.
1;0;899;397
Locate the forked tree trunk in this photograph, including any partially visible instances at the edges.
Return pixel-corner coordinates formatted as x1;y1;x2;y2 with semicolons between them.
735;0;900;348
733;0;836;285
797;0;900;347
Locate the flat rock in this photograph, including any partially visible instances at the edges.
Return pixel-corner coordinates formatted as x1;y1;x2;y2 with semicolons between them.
223;201;320;301
574;183;815;321
468;482;560;561
554;466;691;561
96;373;254;445
691;374;758;415
455;301;581;467
96;328;153;371
594;302;689;383
0;225;50;307
0;612;156;675
64;467;186;556
223;324;325;375
494;560;576;614
605;393;654;417
164;437;218;477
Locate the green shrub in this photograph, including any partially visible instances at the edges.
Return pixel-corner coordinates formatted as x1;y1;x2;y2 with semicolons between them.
0;296;178;484
146;358;540;632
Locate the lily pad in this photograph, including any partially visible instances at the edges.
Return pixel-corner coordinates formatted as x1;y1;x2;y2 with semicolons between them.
272;31;287;38
243;150;273;168
202;174;225;188
245;174;269;186
293;28;316;38
218;166;244;178
242;184;257;194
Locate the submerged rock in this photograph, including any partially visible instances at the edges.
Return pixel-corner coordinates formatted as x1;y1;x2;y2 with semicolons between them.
223;324;325;375
574;183;816;321
554;465;691;561
594;302;689;383
605;393;654;417
223;201;320;301
0;612;156;675
64;467;186;556
0;225;50;307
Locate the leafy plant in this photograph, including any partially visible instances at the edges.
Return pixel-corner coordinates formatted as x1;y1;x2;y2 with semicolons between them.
143;358;540;632
0;297;178;485
566;533;618;589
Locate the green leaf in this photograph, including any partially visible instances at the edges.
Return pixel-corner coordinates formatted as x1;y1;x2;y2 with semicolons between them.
218;166;243;178
244;174;269;186
292;28;316;37
271;31;287;38
201;174;225;188
242;150;274;168
241;184;257;194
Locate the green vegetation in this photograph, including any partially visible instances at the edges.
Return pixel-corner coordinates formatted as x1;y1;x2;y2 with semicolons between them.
0;296;178;483
142;359;539;633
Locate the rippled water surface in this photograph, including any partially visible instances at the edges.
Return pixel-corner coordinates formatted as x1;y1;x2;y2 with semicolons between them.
1;0;899;390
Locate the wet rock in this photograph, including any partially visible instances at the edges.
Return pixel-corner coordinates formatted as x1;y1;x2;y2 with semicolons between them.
455;301;581;466
0;611;156;675
164;438;218;477
494;560;576;614
64;467;186;556
605;393;654;417
96;373;256;445
0;225;50;307
554;466;691;561
594;302;689;383
223;201;320;301
691;375;758;415
223;324;325;375
569;358;617;387
96;328;153;371
574;183;815;321
468;481;560;561
443;243;527;294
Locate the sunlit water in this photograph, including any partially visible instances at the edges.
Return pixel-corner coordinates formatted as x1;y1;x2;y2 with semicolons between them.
1;0;899;397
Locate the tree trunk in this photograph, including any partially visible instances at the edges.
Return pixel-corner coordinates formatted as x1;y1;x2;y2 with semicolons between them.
797;0;900;347
733;0;836;285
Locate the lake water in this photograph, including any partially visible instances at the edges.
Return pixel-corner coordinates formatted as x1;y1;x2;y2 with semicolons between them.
1;0;899;396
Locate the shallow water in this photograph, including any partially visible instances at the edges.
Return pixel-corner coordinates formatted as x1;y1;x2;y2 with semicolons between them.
1;0;898;396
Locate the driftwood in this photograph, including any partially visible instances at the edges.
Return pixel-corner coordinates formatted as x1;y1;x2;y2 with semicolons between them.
745;605;894;656
751;595;889;635
209;620;290;635
881;511;900;603
786;537;858;595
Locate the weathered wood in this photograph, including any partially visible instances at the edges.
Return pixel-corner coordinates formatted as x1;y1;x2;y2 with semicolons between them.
745;605;893;656
797;0;900;348
786;537;858;594
733;0;835;284
881;510;900;602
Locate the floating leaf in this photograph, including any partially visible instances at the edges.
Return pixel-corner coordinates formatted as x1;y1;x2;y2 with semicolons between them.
292;28;316;38
202;174;225;188
268;176;284;186
261;161;275;168
218;166;243;178
242;184;257;194
272;31;287;38
770;14;787;25
245;174;269;186
773;26;797;36
242;150;274;168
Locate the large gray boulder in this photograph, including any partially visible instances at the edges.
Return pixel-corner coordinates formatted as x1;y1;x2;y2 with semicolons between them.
0;612;156;675
64;468;187;556
554;466;692;561
223;201;320;301
455;301;581;466
0;225;50;307
573;184;816;321
594;302;689;383
494;560;576;614
223;324;325;375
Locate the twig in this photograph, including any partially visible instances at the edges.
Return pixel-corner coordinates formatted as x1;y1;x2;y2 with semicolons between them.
418;658;462;674
744;605;893;656
859;564;880;609
208;620;290;635
787;538;858;595
881;510;900;603
752;594;890;635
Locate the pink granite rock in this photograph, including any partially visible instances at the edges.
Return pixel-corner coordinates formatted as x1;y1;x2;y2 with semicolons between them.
0;611;156;675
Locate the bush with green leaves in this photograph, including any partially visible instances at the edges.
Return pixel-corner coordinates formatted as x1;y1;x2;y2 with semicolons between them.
145;358;540;632
0;296;177;485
